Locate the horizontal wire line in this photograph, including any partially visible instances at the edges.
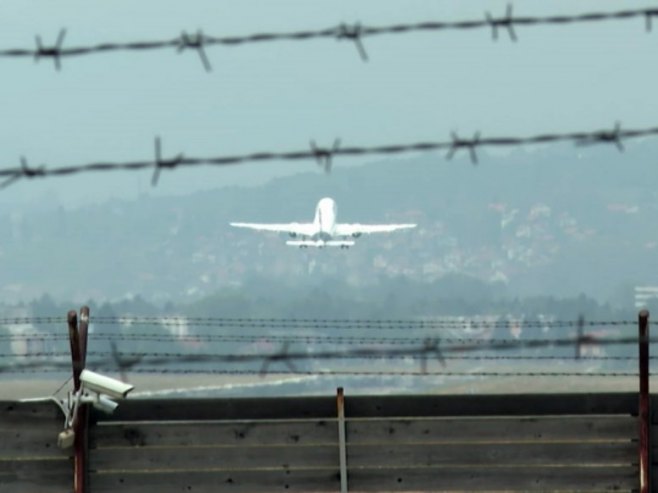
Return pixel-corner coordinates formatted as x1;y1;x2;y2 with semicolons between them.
0;316;636;328
0;335;647;373
0;350;645;361
0;334;641;345
0;367;641;377
0;124;655;188
0;7;656;61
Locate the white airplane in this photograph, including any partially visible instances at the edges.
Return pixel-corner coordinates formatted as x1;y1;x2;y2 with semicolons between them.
230;197;417;249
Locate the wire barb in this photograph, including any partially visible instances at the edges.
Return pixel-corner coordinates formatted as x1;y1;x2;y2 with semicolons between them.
419;338;446;373
486;5;517;42
110;341;142;382
310;138;341;173
34;29;67;71
0;157;45;190
152;136;184;186
578;121;624;151
177;30;212;72
336;23;369;62
259;342;297;377
646;11;656;32
446;131;481;164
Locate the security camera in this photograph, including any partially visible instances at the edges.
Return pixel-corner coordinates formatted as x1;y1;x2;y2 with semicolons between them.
92;395;119;414
80;369;134;399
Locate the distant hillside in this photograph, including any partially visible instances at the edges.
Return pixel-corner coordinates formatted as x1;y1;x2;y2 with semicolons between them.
1;139;657;304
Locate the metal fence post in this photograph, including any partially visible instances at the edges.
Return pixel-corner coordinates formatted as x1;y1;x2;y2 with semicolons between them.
68;311;81;390
638;309;650;493
337;387;348;493
68;308;90;493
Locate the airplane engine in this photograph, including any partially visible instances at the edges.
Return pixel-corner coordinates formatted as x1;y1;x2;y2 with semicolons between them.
289;232;297;238
352;233;362;238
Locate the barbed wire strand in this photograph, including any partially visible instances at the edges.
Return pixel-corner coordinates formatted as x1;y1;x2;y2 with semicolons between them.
0;367;643;378
0;123;656;188
0;315;639;328
0;316;649;377
84;317;638;328
0;333;650;375
0;332;639;345
0;349;649;362
0;6;656;69
0;334;652;356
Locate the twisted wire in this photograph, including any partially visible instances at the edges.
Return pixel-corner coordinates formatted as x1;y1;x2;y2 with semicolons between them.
0;6;656;70
1;124;656;188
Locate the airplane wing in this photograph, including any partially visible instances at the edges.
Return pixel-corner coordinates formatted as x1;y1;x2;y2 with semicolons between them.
334;223;417;236
230;222;316;236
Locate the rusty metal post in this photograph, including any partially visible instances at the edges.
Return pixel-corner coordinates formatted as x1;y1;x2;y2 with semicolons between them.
79;307;89;370
337;387;348;493
76;307;90;493
638;310;650;493
67;311;81;390
68;308;90;493
575;315;584;360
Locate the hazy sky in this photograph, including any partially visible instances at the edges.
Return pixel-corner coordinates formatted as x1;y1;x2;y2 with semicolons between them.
0;0;656;208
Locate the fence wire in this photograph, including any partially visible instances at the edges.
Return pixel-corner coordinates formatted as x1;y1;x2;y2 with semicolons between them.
0;350;647;362
0;367;643;378
0;333;637;346
0;123;655;189
0;332;649;377
0;316;636;329
0;6;656;70
0;315;648;378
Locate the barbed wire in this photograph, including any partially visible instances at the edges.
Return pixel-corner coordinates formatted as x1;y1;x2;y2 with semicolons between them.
0;349;647;362
0;315;638;328
0;333;648;376
0;315;648;377
77;317;638;329
116;368;645;378
0;367;642;378
0;333;635;346
0;123;656;188
112;368;645;378
0;6;656;70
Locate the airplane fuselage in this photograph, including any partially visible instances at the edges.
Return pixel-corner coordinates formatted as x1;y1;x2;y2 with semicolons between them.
311;197;338;240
